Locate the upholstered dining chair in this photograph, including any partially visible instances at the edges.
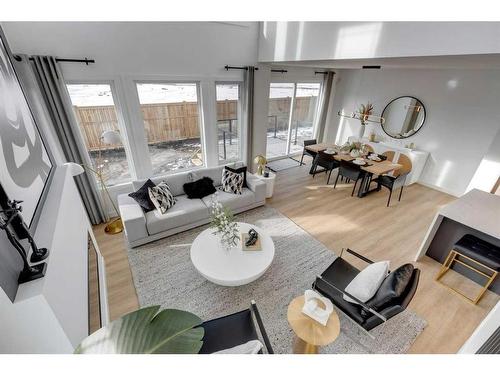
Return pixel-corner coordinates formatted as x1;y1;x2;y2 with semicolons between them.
362;144;374;154
300;139;318;165
333;160;365;196
374;153;412;206
312;151;340;184
382;150;396;163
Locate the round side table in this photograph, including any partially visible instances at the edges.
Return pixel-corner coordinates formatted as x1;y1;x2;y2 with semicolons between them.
250;172;276;198
287;295;340;354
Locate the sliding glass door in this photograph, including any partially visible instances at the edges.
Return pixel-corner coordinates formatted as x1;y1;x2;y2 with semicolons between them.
289;83;321;154
266;82;321;160
266;83;294;159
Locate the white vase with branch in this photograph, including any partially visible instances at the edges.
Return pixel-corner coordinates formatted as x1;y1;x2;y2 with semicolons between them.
357;102;374;140
210;195;239;250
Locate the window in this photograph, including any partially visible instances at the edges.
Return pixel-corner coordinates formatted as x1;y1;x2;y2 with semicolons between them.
136;83;204;175
216;83;241;162
266;82;321;159
67;83;131;186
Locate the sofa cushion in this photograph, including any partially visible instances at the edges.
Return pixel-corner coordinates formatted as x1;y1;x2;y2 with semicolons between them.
183;177;217;199
128;179;156;212
132;166;229;198
145;194;209;235
133;172;198;197
365;263;414;311
202;188;256;212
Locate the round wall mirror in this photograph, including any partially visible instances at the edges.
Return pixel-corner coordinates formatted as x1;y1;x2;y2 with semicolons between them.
381;96;426;139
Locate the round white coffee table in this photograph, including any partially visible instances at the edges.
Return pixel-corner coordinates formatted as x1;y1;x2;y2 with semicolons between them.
190;222;275;286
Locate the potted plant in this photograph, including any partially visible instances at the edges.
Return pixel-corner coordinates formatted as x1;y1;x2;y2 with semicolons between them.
75;306;204;354
210;196;239;250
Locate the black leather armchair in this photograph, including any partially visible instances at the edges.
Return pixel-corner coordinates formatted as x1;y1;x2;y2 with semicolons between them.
198;301;274;354
313;248;420;332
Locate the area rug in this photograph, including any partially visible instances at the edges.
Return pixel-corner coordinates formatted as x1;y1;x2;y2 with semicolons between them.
127;206;426;354
267;157;302;172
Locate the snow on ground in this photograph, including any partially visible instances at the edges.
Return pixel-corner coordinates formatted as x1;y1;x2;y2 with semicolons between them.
66;83;320;107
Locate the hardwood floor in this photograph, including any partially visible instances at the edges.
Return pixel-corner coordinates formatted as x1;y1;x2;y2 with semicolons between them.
93;160;499;353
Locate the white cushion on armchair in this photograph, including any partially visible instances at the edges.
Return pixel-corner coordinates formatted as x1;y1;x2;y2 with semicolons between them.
343;261;390;304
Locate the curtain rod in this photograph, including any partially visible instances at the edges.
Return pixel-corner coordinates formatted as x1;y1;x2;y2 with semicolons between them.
271;69;287;74
224;65;259;71
14;55;95;65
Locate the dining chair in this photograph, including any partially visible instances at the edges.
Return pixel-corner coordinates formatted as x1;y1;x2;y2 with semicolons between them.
374;154;412;206
312;151;339;184
362;144;374;154
333;160;365;196
382;150;396;163
300;139;318;165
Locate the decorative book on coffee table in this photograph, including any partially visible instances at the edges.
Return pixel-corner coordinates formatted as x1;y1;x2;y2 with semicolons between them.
241;233;262;251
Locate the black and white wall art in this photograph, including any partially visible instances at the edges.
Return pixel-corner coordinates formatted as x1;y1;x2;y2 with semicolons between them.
0;27;54;230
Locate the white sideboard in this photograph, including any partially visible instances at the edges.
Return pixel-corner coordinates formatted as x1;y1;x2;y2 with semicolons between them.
347;137;429;185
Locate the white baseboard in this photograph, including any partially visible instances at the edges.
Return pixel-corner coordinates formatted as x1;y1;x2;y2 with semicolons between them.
416;181;462;197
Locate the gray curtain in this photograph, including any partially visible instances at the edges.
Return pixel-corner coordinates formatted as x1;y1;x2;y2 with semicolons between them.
20;55;106;224
243;66;255;165
316;71;335;142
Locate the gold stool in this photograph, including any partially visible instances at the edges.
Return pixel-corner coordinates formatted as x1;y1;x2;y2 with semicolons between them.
436;247;499;305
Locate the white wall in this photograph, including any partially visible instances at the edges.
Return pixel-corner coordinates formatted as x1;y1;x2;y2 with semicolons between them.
259;22;500;63
2;22;259;79
467;127;500;193
324;68;500;197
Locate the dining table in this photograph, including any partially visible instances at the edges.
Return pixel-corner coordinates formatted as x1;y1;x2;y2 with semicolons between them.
305;142;403;198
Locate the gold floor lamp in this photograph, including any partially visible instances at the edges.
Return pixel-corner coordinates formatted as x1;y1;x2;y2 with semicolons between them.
84;129;124;235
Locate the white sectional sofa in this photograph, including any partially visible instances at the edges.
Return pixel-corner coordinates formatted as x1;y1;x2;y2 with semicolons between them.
118;165;267;247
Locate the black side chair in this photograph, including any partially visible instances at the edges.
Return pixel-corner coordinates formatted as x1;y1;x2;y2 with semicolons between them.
313;248;420;334
198;301;274;354
311;151;339;184
300;139;318;165
373;154;412;207
333;160;365;196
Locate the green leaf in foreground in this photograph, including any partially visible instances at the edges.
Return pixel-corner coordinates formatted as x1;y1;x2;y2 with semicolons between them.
75;306;204;354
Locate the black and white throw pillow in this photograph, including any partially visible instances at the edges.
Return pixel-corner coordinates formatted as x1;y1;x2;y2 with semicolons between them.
148;181;176;214
221;168;244;195
225;165;248;188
